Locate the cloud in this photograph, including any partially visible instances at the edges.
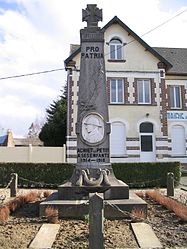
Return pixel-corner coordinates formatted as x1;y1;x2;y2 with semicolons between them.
0;95;39;117
0;0;186;136
0;2;67;135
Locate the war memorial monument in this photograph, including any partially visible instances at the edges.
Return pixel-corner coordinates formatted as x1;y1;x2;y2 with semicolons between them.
40;4;147;218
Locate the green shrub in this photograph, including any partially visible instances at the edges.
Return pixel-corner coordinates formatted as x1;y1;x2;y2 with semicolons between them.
0;163;74;188
112;162;180;188
0;162;180;188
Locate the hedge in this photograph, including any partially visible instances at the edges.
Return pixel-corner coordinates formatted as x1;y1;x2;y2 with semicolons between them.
0;163;74;188
112;162;180;188
0;162;180;188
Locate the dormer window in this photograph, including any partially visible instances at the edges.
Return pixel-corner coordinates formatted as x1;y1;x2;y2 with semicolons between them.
109;38;123;60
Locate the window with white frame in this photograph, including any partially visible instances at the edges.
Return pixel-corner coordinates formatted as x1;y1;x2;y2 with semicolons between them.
109;38;123;60
169;86;182;109
137;79;151;104
110;79;124;103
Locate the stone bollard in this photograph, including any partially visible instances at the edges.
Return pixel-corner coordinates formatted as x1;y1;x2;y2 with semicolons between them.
167;172;174;197
89;193;104;249
10;173;18;197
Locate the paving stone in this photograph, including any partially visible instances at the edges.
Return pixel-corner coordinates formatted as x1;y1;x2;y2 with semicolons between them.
29;224;60;249
131;222;162;248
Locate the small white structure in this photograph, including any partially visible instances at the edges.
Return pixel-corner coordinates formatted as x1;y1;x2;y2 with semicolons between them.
0;145;66;163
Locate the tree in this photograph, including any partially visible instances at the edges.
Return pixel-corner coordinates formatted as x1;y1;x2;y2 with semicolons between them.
28;117;44;138
39;86;67;146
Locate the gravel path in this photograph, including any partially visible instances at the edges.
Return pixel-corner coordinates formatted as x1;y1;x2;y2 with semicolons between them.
0;188;186;248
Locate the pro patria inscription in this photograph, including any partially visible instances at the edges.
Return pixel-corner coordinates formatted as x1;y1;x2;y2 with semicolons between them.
81;46;104;59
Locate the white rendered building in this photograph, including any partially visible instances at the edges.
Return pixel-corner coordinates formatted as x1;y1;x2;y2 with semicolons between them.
65;16;187;165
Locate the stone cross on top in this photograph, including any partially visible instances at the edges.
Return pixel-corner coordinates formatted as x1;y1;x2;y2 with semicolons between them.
82;4;102;28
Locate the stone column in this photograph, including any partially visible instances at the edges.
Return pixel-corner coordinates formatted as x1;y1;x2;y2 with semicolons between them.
76;5;110;169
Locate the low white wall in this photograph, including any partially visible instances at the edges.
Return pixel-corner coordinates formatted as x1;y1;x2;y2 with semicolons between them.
0;145;66;163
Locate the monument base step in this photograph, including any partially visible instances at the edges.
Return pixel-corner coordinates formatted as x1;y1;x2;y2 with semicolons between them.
40;191;147;219
58;180;129;200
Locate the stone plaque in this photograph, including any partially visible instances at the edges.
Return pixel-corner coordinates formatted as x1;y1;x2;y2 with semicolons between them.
82;113;104;144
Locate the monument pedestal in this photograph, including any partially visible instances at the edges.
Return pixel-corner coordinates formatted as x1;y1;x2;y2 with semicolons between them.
58;167;129;200
40;190;147;219
58;180;129;200
40;167;147;219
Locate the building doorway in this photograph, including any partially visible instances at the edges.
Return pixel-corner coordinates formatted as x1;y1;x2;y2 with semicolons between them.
140;122;155;162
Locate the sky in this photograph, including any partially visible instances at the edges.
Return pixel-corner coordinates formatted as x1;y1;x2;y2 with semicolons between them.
0;0;187;137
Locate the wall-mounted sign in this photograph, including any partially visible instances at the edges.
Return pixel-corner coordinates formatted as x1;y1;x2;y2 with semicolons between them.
167;111;187;120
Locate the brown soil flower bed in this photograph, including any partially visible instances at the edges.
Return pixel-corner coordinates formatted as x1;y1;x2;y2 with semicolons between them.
140;191;187;248
0;189;186;248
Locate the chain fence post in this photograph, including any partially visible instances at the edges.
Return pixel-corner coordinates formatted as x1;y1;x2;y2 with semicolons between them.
167;172;174;197
10;173;18;197
89;193;104;249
